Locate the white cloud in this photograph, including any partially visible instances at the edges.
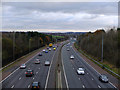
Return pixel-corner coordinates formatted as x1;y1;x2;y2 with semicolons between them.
2;2;118;32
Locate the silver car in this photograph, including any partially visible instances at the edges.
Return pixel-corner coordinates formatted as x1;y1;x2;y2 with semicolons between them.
70;55;74;59
77;68;85;75
20;64;26;69
45;61;50;66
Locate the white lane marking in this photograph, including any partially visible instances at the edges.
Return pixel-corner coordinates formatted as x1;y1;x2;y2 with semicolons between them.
39;68;40;69
98;85;101;88
87;73;89;74
92;78;94;80
33;78;34;80
36;72;38;74
11;85;14;88
62;45;69;89
78;78;80;80
28;85;30;88
72;47;117;89
45;47;58;89
82;85;85;88
0;51;42;83
73;68;74;69
19;77;21;80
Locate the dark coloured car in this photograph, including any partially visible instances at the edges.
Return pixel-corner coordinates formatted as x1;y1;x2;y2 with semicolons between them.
47;47;49;49
31;82;41;89
38;53;42;56
99;74;109;83
25;70;34;77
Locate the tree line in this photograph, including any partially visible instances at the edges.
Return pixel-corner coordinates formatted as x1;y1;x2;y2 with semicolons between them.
76;28;120;68
2;31;56;66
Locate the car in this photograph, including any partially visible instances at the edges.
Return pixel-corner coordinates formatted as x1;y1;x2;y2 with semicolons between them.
36;58;40;61
53;48;56;51
43;49;45;52
35;60;40;64
31;82;41;88
38;53;42;56
45;50;48;53
67;48;70;51
20;64;26;69
25;70;34;77
49;48;51;51
99;74;109;83
45;61;50;66
70;55;74;59
77;68;85;75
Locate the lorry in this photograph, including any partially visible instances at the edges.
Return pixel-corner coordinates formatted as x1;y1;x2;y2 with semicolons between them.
49;43;53;47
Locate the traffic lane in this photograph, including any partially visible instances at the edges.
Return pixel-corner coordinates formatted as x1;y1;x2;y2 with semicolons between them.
12;49;55;88
2;49;55;88
62;45;83;88
46;45;61;88
69;45;115;88
68;49;100;88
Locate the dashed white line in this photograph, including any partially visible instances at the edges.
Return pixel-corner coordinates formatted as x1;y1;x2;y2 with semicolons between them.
19;77;21;80
33;78;34;80
39;68;40;69
78;78;80;80
11;85;14;88
92;78;94;80
73;68;74;69
82;85;85;88
36;72;38;74
98;85;101;88
28;85;30;88
87;73;89;74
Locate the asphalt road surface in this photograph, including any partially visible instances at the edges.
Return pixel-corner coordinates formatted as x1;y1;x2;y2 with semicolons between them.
1;41;118;89
2;47;58;89
61;42;116;89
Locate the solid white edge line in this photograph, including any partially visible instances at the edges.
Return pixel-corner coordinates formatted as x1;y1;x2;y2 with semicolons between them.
72;46;117;89
44;48;58;89
61;45;69;89
11;85;14;88
0;51;42;83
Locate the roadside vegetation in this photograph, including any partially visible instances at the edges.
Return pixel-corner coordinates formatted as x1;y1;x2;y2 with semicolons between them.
75;28;120;76
2;32;62;67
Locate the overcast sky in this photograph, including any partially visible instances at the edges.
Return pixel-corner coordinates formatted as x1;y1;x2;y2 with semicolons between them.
2;2;118;32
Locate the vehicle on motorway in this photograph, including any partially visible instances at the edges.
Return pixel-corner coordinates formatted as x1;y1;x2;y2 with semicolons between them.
49;48;51;51
25;70;34;77
45;61;50;66
35;60;40;64
53;48;56;51
38;53;42;56
47;47;49;49
43;49;45;52
70;55;74;59
31;82;41;88
99;74;109;83
36;58;40;61
45;50;48;53
67;48;70;51
49;43;53;47
20;64;26;69
77;68;85;75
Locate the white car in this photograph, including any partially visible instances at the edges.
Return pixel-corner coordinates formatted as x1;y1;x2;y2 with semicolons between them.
45;61;50;66
49;48;51;51
70;55;74;59
20;64;26;69
43;49;45;52
67;48;70;51
77;68;85;75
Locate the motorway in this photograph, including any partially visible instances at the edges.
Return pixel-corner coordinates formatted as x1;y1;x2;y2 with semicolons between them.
1;41;118;89
61;42;116;89
2;44;59;89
